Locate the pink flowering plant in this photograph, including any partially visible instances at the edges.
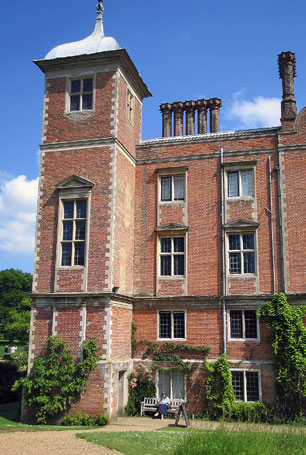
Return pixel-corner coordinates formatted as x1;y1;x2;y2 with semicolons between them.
125;362;156;416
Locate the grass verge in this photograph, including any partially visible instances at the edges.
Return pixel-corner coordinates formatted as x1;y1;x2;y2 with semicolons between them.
77;428;306;455
0;402;99;431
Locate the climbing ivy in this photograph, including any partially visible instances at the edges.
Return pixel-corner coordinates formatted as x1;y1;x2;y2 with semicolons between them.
131;323;137;358
205;353;235;419
258;292;306;419
12;336;98;424
139;340;210;373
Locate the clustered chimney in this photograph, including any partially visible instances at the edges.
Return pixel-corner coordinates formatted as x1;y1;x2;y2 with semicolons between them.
160;98;222;138
278;51;297;129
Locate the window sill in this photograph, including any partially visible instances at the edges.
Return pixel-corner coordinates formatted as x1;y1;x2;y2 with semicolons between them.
57;265;85;270
158;276;185;280
157;338;187;342
228;273;256;278
226;196;255;201
228;338;259;342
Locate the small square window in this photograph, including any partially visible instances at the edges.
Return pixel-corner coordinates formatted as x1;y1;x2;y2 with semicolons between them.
159;311;185;339
69;78;93;112
229;310;258;340
232;370;260;402
228;170;254;197
160;175;185;202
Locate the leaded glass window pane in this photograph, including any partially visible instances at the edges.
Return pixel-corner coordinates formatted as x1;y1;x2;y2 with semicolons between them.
82;94;93;110
172;371;185;399
74;243;85;266
83;79;93;92
244;252;255;273
174;237;184;252
63;221;73;241
70;95;80;111
161;177;171;201
75;221;86;240
246;372;259;401
229;234;240;250
230;311;243;338
76;200;86;218
159;312;171;338
173;176;185;200
229;252;241;274
161;237;171;253
243;234;254;250
173;312;185;338
64;201;74;219
174;255;184;275
241;170;254;196
158;371;171;398
244;311;257;338
232;371;244;400
161;256;171;275
61;243;72;266
71;80;81;93
228;172;239;197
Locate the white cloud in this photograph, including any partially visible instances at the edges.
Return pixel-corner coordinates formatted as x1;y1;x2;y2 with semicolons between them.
228;95;281;129
0;175;38;254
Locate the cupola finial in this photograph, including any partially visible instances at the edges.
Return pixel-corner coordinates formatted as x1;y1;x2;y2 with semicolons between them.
94;0;104;34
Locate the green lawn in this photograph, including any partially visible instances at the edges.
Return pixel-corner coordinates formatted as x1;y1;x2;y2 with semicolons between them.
0;342;26;358
77;428;306;455
0;402;99;431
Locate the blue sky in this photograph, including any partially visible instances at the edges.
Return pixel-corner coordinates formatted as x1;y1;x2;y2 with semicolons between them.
0;0;306;273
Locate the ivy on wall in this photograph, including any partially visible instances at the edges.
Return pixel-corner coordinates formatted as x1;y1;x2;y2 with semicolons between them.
13;336;97;424
139;339;210;373
258;292;306;419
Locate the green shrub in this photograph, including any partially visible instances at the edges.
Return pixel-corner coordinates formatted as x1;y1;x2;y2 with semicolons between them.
205;354;235;419
61;411;109;426
230;401;269;423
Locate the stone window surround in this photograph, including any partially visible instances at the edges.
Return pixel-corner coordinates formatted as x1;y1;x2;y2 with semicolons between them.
156;166;189;205
55;176;94;271
222;160;257;200
227;308;260;342
65;74;96;114
126;88;134;125
157;309;187;341
223;220;259;278
158;234;186;279
231;368;262;402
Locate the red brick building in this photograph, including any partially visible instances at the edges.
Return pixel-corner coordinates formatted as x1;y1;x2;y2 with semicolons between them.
29;2;306;419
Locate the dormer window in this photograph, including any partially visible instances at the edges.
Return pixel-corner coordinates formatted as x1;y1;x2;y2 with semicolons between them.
70;78;93;111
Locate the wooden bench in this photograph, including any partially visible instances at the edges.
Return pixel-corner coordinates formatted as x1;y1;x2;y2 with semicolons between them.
140;397;185;417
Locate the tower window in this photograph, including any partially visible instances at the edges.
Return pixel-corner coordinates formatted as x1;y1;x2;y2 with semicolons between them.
70;78;93;111
61;200;87;266
127;89;134;124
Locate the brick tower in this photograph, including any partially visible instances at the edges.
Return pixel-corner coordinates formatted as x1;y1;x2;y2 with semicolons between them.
29;1;151;419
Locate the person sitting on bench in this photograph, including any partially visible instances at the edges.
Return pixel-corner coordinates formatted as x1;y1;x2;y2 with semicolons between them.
154;393;169;419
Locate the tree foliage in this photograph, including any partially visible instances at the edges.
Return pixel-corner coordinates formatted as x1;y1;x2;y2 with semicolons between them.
12;336;98;424
258;292;306;419
0;269;32;339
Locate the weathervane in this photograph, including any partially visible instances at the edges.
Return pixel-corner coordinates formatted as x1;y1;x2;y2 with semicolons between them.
97;0;104;15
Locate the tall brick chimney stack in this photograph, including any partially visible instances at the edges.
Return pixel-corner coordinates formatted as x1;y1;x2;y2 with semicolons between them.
184;100;196;135
209;98;222;133
172;102;184;136
197;99;208;134
160;103;172;137
278;51;297;129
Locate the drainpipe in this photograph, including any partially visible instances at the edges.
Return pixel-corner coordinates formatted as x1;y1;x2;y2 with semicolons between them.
267;156;276;294
274;163;285;292
220;148;227;354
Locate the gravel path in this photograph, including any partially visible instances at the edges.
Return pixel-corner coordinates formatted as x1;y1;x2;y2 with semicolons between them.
0;417;305;455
